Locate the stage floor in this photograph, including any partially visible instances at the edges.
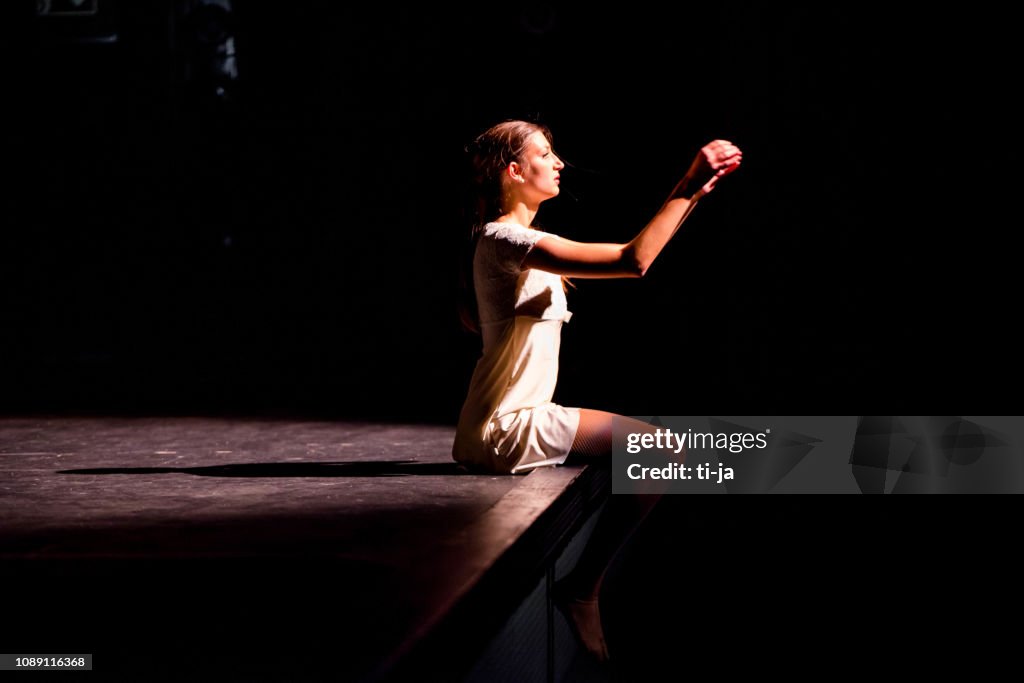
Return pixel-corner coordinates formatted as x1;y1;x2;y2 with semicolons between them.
1;416;516;558
0;415;597;681
3;416;1005;681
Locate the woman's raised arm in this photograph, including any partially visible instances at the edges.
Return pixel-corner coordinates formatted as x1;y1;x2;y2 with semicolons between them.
521;140;741;278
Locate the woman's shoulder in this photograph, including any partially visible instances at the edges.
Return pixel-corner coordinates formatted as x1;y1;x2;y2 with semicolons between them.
483;221;557;242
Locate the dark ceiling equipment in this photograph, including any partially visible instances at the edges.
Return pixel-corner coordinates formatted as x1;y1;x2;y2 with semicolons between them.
31;0;240;105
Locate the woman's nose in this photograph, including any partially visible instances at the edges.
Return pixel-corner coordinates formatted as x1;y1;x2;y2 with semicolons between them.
554;156;565;170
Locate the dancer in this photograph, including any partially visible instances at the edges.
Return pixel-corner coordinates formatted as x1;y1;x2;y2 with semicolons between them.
453;120;742;660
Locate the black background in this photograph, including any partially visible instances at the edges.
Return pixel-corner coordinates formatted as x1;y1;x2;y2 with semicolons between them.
2;3;1016;419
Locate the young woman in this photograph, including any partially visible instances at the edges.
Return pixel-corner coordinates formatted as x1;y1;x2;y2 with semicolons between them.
454;120;742;660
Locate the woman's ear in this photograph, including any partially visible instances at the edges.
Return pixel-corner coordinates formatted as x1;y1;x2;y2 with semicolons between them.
507;162;526;184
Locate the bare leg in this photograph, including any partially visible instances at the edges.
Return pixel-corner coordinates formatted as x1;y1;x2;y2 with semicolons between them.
554;409;663;662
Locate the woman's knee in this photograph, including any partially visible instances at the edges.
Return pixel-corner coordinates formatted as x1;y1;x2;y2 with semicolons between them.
569;410;665;460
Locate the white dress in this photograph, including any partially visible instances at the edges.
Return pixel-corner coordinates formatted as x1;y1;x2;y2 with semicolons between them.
452;221;581;474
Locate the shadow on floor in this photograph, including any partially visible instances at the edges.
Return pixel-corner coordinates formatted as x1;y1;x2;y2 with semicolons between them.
57;460;480;477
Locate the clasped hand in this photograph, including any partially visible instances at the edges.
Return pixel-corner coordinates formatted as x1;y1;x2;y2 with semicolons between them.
678;140;743;198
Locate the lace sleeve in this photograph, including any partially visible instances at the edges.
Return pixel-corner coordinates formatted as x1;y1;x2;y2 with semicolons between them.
485;223;555;273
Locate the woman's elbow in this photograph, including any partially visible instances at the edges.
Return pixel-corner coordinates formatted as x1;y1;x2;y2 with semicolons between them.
625;263;648;278
620;247;648;278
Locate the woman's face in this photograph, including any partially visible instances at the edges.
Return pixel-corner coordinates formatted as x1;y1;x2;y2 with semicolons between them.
516;131;564;200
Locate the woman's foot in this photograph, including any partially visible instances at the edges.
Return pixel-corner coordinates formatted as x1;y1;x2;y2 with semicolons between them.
553;579;610;662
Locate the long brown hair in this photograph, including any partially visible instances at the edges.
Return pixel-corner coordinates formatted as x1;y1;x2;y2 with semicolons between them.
458;120;569;333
